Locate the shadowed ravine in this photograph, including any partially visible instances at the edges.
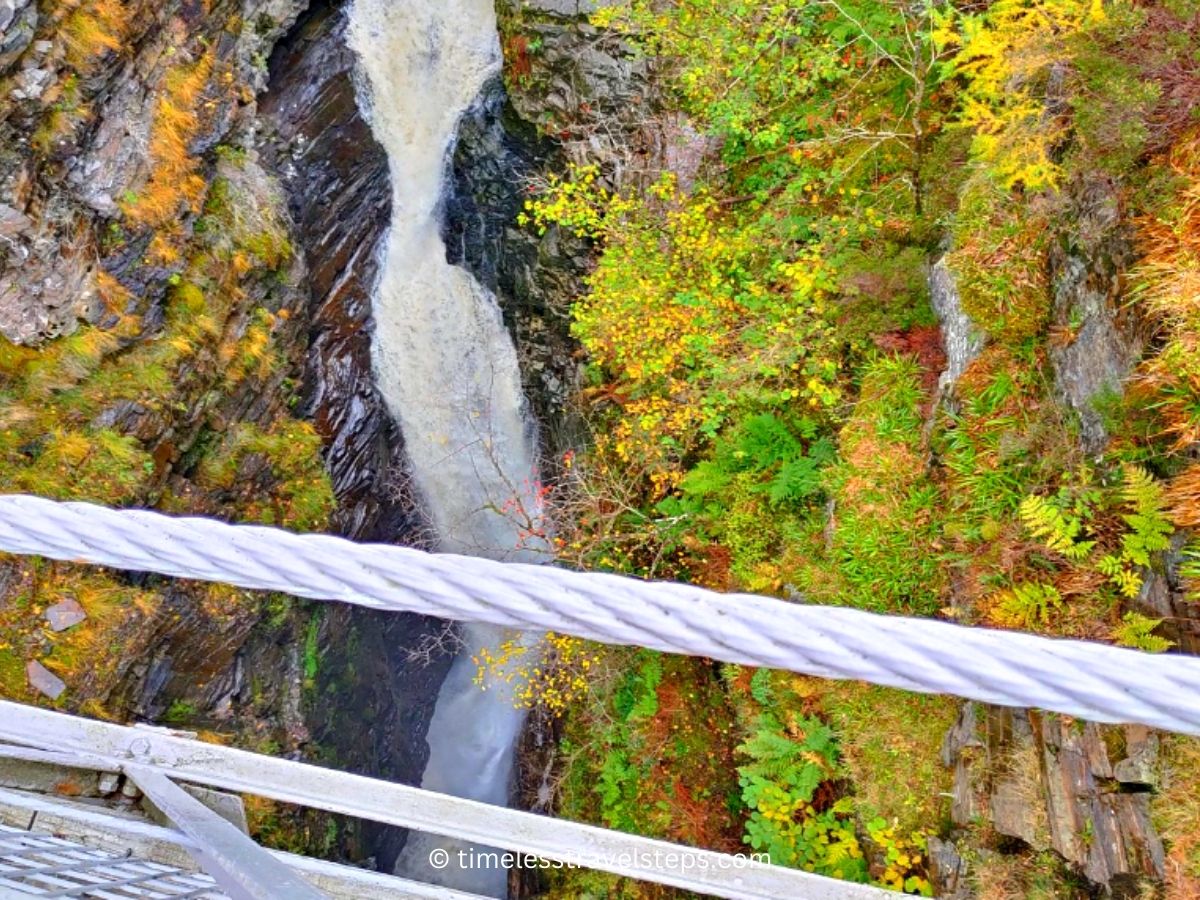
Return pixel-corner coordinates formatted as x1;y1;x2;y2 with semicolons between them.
345;0;548;895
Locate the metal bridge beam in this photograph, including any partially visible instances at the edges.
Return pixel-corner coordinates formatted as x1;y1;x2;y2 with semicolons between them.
0;787;486;899
123;764;328;900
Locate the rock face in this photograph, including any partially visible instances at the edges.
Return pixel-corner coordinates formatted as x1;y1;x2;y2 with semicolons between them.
497;0;650;173
447;75;586;447
25;660;64;700
259;1;408;542
0;0;306;345
1047;176;1141;454
0;0;337;732
1134;533;1200;654
928;255;983;399
944;703;1165;893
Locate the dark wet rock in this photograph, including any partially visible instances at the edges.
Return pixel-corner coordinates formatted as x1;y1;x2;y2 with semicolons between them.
1113;725;1159;788
1036;713;1164;887
447;75;585;447
91;400;152;435
497;0;650;172
26;659;65;699
259;0;410;543
45;598;87;632
1133;533;1200;654
942;701;984;827
927;836;968;897
1047;176;1141;455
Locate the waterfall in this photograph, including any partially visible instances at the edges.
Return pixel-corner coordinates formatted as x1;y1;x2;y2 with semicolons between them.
346;1;546;895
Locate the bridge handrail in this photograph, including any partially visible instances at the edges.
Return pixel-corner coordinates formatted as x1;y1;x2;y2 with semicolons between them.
0;495;1196;735
0;701;891;899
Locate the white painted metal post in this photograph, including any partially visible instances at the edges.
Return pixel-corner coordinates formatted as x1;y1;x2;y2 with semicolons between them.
123;765;329;900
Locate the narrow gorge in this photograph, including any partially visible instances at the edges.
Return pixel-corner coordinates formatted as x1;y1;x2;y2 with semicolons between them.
1;0;1199;897
345;0;547;893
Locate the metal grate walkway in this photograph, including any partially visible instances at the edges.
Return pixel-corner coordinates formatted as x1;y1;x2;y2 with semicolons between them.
0;824;224;898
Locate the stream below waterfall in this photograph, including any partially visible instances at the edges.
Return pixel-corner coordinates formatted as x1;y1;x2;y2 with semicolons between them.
346;0;548;895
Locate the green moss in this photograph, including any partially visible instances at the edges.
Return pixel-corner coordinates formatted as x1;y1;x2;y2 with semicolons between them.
810;356;947;614
835;244;935;352
161;699;198;725
818;683;958;835
195;422;334;531
946;178;1051;344
0;649;26;699
302;610;321;691
0;561;163;706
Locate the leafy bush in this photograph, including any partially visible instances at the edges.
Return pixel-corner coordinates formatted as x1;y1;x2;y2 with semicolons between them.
738;714;869;882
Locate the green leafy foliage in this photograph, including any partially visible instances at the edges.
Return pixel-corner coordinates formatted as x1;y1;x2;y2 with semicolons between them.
538;0;1200;892
814;356;947;614
738;714;869;882
680;414;835;509
1099;466;1174;598
1019;494;1097;561
1112;611;1174;653
597;653;662;831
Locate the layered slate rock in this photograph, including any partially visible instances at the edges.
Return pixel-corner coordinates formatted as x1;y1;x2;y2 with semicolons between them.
26;660;65;700
259;1;409;543
0;0;306;344
1047;175;1142;455
944;704;1165;892
44;598;86;632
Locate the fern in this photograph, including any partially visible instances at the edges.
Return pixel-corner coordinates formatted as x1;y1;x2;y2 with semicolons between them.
738;715;868;881
597;749;642;831
1112;611;1174;653
1098;554;1143;599
738;714;836;799
682;416;833;508
993;581;1064;628
735;414;804;469
767;448;827;506
1019;494;1095;560
1099;465;1174;598
679;459;729;499
1115;465;1173;568
1179;543;1200;601
613;652;662;721
749;667;775;705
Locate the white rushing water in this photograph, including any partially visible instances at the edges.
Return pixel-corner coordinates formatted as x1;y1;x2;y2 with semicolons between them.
346;1;546;895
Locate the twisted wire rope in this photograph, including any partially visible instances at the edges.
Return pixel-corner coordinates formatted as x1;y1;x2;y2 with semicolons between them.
0;494;1197;735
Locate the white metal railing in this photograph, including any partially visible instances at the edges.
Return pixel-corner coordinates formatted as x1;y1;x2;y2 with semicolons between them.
0;702;891;899
0;495;1197;735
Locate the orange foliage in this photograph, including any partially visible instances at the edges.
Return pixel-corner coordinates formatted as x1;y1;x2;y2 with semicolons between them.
121;50;216;230
61;0;127;69
1134;129;1200;447
1166;462;1200;529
